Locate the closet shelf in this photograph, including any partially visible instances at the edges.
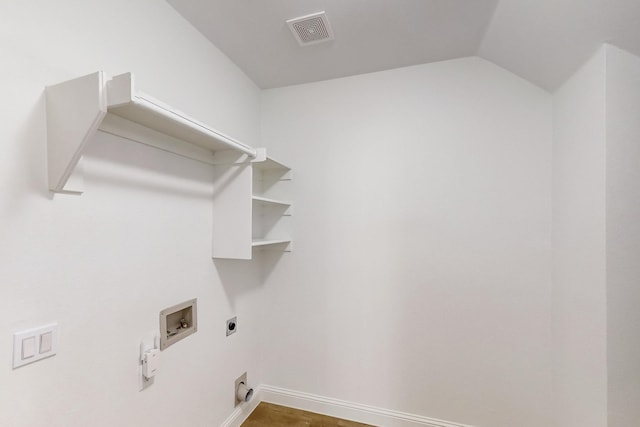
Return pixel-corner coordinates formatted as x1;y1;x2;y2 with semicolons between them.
46;71;258;193
46;71;292;261
252;196;292;207
251;238;292;248
253;156;291;172
212;154;293;259
106;73;256;157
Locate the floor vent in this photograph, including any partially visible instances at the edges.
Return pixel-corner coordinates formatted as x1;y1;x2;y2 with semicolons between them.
287;11;334;46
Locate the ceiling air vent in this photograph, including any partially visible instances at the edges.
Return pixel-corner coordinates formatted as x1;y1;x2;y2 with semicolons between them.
287;11;334;46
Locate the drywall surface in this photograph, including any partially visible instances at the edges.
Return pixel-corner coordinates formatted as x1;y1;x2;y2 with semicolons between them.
606;45;640;427
0;1;262;426
551;47;607;427
260;57;553;427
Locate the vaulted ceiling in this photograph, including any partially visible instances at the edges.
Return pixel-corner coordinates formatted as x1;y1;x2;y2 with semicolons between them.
167;0;640;91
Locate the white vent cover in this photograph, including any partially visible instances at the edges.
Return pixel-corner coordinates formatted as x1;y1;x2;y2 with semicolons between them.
287;11;334;46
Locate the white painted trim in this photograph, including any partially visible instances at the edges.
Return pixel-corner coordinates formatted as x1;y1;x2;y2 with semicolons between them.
220;386;263;427
259;385;475;427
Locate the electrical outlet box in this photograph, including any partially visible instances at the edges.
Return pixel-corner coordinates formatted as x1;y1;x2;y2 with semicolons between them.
159;298;197;350
226;316;237;336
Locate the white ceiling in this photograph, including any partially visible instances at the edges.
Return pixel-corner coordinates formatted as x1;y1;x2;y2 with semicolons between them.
167;0;640;91
480;0;640;90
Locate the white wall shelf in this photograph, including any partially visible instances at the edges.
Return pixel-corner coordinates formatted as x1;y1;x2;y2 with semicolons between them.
251;239;292;247
46;71;292;261
213;156;293;260
252;196;292;208
46;71;258;194
253;156;290;172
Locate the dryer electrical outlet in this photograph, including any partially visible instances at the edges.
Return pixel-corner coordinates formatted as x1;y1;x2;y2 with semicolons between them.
226;316;237;336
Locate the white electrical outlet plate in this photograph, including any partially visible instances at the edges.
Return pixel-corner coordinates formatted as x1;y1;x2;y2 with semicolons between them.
13;323;59;369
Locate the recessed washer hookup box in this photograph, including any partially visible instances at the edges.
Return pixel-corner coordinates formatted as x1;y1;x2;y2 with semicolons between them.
159;298;197;350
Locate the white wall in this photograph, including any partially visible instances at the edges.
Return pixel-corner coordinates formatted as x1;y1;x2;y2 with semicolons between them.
260;57;553;427
551;47;608;427
551;44;640;427
0;1;263;426
6;4;636;426
606;45;640;427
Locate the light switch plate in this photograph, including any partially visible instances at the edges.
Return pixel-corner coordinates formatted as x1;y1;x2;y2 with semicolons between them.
13;323;58;369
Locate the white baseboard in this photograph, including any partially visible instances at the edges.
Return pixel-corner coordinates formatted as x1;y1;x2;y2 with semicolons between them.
259;385;475;427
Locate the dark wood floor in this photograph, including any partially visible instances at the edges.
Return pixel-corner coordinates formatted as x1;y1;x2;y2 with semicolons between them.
241;402;375;427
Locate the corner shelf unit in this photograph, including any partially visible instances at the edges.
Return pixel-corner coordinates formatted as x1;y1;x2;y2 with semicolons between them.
46;71;293;259
212;156;292;259
46;71;258;194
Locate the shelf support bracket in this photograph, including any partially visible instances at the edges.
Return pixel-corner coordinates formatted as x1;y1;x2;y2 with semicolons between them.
46;71;107;193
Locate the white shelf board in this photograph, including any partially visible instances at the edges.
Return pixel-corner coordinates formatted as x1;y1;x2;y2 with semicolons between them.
46;71;260;193
252;196;292;207
253;156;290;171
251;238;291;247
107;73;257;158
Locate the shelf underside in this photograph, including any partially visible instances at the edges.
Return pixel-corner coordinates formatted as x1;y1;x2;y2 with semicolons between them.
252;196;291;207
251;238;291;247
254;156;290;171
